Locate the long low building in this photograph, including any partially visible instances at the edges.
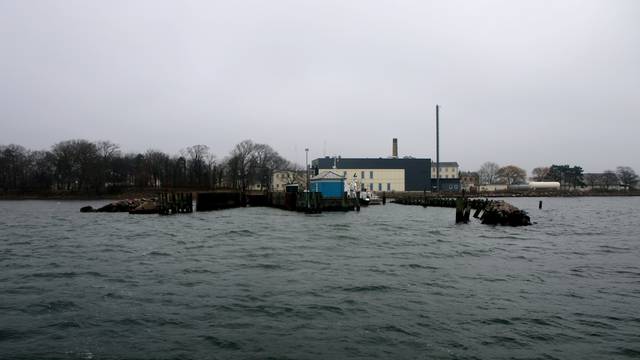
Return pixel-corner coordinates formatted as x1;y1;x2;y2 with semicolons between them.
312;157;432;192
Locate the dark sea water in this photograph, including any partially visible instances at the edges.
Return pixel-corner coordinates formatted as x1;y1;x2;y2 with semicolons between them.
1;197;639;359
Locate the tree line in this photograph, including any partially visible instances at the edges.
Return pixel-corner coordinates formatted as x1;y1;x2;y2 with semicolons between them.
0;139;296;194
476;162;638;190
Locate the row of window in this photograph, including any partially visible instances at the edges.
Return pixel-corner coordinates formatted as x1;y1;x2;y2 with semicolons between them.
342;171;376;179
341;169;458;178
432;168;456;173
363;183;391;191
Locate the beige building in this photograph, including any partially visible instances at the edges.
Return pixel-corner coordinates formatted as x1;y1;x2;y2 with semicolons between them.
333;168;406;192
431;162;459;179
460;171;479;191
271;170;307;191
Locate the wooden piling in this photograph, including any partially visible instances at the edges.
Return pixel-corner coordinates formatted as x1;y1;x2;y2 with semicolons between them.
455;197;465;223
463;203;471;223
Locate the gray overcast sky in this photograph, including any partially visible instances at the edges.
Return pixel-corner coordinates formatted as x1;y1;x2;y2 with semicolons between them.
1;0;639;173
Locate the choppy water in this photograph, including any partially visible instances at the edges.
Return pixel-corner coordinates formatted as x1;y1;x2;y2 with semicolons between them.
1;197;639;359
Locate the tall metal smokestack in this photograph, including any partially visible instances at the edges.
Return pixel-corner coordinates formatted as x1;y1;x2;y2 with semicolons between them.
392;138;398;158
436;105;440;192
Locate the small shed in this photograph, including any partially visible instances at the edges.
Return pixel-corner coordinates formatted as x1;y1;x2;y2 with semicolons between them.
310;171;346;199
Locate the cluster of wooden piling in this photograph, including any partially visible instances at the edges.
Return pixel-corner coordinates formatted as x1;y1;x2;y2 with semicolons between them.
195;192;243;211
159;192;193;215
393;195;531;226
296;192;323;213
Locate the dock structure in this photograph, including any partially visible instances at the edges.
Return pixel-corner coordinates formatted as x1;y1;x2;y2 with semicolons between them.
159;192;193;215
270;190;357;213
196;191;242;211
82;189;530;225
393;193;530;226
82;189;359;215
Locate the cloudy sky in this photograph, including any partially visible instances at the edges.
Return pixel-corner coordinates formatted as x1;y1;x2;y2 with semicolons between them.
1;0;638;173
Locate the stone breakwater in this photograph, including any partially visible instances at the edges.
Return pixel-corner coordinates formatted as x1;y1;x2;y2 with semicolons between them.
80;198;159;214
392;195;531;226
480;200;531;226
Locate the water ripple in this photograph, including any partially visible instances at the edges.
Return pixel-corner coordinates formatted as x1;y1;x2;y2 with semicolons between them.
1;198;639;359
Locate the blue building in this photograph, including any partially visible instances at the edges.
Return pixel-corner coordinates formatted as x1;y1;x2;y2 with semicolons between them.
310;171;346;198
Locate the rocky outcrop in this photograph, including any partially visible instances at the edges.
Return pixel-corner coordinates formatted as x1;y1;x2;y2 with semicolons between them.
129;199;159;214
80;198;158;214
480;200;531;226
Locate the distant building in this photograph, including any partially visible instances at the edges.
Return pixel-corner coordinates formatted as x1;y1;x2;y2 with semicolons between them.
434;178;462;192
431;162;459;179
431;162;461;192
312;139;466;192
460;171;479;192
312;157;431;192
271;170;307;192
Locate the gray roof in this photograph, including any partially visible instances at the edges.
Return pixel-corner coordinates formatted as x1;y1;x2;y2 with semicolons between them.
311;170;345;181
432;162;459;167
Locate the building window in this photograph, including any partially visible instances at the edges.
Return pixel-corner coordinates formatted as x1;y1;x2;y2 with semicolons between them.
387;183;391;191
361;171;365;179
369;183;373;191
369;171;373;179
378;183;382;191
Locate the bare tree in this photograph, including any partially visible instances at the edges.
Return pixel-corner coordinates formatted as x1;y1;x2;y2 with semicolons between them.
478;162;500;185
51;140;100;191
0;144;29;191
251;143;291;191
28;150;56;191
1;138;297;194
185;145;210;188
95;141;121;191
602;170;619;189
616;166;638;190
204;153;217;190
227;140;256;191
496;165;527;185
584;173;602;189
96;141;120;160
144;150;171;188
531;166;550;181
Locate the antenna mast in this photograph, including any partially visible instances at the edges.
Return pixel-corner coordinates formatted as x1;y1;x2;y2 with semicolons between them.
436;104;440;192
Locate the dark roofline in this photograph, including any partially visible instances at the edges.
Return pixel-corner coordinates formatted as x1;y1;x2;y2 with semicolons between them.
432;162;459;167
314;157;430;161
